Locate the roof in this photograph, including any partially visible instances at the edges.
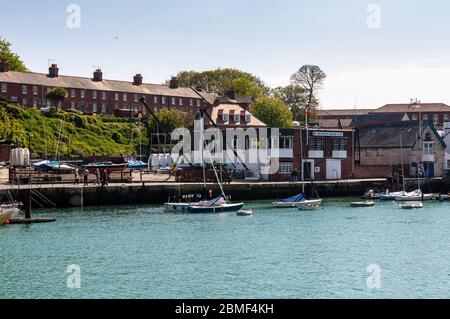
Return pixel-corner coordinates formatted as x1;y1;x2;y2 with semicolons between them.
317;118;353;128
210;103;267;127
216;95;254;105
372;103;450;113
317;109;372;117
0;71;205;98
352;113;407;128
358;122;446;148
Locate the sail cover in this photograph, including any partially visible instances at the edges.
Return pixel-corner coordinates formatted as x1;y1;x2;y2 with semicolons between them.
198;196;226;207
280;194;306;203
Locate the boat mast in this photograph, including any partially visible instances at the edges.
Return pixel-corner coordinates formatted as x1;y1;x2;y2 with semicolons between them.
300;128;305;194
400;133;405;192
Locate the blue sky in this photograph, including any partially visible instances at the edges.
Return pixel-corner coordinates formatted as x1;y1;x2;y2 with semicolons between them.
2;0;450;108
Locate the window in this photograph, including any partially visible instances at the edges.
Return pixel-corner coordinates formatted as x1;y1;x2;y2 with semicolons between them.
80;90;85;99
222;113;229;122
102;103;106;114
234;114;240;122
444;114;449;120
279;162;293;174
153;96;158;104
162;97;166;105
447;160;450;169
134;94;138;103
434;114;439;124
123;93;127;102
33;99;37;107
22;85;28;94
71;101;76;109
309;138;324;151
102;92;106;100
93;91;97;99
71;89;76;98
424;142;433;155
0;83;6;93
245;114;251;122
412;114;417;120
93;103;98;113
33;86;39;95
22;98;27;107
251;138;259;149
80;103;85;112
179;98;183;106
171;97;176;105
190;99;194;107
280;137;293;149
197;99;201;107
423;114;428;120
332;138;347;151
115;93;119;101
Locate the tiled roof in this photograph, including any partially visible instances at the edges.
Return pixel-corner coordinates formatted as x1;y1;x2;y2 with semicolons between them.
317;109;372;116
0;71;206;98
372;103;450;113
210;103;267;127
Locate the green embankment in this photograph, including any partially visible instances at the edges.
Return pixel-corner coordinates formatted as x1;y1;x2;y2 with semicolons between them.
0;102;148;157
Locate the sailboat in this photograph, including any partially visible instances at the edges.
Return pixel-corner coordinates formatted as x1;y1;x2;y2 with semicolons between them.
272;194;322;208
164;110;244;214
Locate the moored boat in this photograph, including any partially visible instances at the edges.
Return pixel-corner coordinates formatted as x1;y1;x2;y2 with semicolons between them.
395;190;433;201
399;202;424;209
83;162;128;173
297;199;323;210
186;197;244;214
350;200;376;207
272;194;310;208
0;211;12;225
237;209;253;216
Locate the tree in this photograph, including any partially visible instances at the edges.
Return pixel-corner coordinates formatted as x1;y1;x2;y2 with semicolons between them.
290;65;326;115
0;104;27;144
46;87;68;109
272;85;317;122
147;109;185;135
168;68;269;97
0;36;27;72
250;96;293;128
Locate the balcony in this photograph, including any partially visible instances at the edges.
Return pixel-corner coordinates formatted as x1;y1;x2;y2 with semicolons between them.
332;150;347;159
308;150;324;159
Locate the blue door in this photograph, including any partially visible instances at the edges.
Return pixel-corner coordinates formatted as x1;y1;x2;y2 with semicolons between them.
425;163;435;178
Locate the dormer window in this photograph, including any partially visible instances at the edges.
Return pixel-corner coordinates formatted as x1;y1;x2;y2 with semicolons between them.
222;113;229;122
234;114;240;122
245;114;251;123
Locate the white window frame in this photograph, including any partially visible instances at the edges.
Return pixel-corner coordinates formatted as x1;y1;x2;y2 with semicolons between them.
22;98;27;107
171;97;176;105
93;102;98;113
162;97;166;105
153;96;158;104
0;83;6;93
102;92;107;100
234;114;240;122
279;162;293;174
71;89;76;98
412;114;417;120
33;86;39;96
22;85;27;94
190;99;194;107
134;94;138;103
444;114;449;120
245;114;251;123
222;113;229;122
115;93;119;101
423;114;428;120
80;90;85;99
93;91;98;99
123;93;127;102
102;103;106;114
424;142;433;155
179;98;183;106
197;99;201;107
280;137;293;149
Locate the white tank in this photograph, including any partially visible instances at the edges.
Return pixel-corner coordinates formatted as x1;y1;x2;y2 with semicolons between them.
150;154;160;169
23;148;30;166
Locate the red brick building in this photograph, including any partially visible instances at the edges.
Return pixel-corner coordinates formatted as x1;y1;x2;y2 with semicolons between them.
0;61;216;116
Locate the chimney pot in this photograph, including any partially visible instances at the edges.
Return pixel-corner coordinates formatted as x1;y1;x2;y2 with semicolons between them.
169;77;179;89
133;74;143;86
93;69;103;82
48;64;59;78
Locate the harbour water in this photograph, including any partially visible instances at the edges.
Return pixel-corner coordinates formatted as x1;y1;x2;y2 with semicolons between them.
1;199;449;299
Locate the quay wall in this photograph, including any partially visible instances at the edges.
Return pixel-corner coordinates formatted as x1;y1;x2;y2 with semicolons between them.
1;179;448;209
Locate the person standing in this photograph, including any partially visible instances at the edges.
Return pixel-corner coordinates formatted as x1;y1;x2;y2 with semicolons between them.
74;168;80;185
83;168;89;186
103;169;109;186
95;169;101;186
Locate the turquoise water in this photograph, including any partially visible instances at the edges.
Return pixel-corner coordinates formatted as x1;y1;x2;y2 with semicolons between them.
1;199;449;299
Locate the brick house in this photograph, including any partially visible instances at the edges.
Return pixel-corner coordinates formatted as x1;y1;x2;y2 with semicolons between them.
0;61;216;116
358;122;446;178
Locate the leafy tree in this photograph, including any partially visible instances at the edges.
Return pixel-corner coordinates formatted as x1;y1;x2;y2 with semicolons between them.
271;85;311;122
46;87;68;109
147;109;185;135
169;68;269;97
0;36;27;72
0;104;27;144
290;65;326;116
250;96;293;128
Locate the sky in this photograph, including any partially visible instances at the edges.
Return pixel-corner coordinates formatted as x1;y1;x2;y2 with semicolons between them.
2;0;450;109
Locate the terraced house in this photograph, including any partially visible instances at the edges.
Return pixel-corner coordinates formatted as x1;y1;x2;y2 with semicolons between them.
0;61;215;116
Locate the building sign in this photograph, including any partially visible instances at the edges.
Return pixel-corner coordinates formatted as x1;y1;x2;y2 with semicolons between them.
312;131;344;137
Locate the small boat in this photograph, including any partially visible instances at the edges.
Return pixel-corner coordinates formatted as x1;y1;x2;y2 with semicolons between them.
297;199;323;210
186;196;244;214
362;190;378;200
350;200;375;207
272;194;310;208
399;202;423;209
378;190;403;201
237;209;253;216
83;162;128;173
164;194;204;212
395;190;433;201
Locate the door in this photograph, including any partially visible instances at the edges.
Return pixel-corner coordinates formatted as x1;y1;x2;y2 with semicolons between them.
425;163;435;178
302;160;314;180
326;159;341;180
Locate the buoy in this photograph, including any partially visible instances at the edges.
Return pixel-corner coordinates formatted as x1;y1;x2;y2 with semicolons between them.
3;220;10;225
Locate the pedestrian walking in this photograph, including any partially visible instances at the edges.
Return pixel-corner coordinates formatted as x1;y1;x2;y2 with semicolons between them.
83;168;89;186
95;169;101;186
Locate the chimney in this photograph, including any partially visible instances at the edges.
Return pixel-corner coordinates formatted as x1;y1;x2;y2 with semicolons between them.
93;69;103;82
169;77;179;89
48;64;59;78
0;61;10;72
133;74;143;86
225;89;236;100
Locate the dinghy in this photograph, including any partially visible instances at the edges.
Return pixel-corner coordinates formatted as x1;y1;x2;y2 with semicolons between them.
350;201;375;207
296;199;323;210
399;202;423;209
237;209;253;216
186;196;244;214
